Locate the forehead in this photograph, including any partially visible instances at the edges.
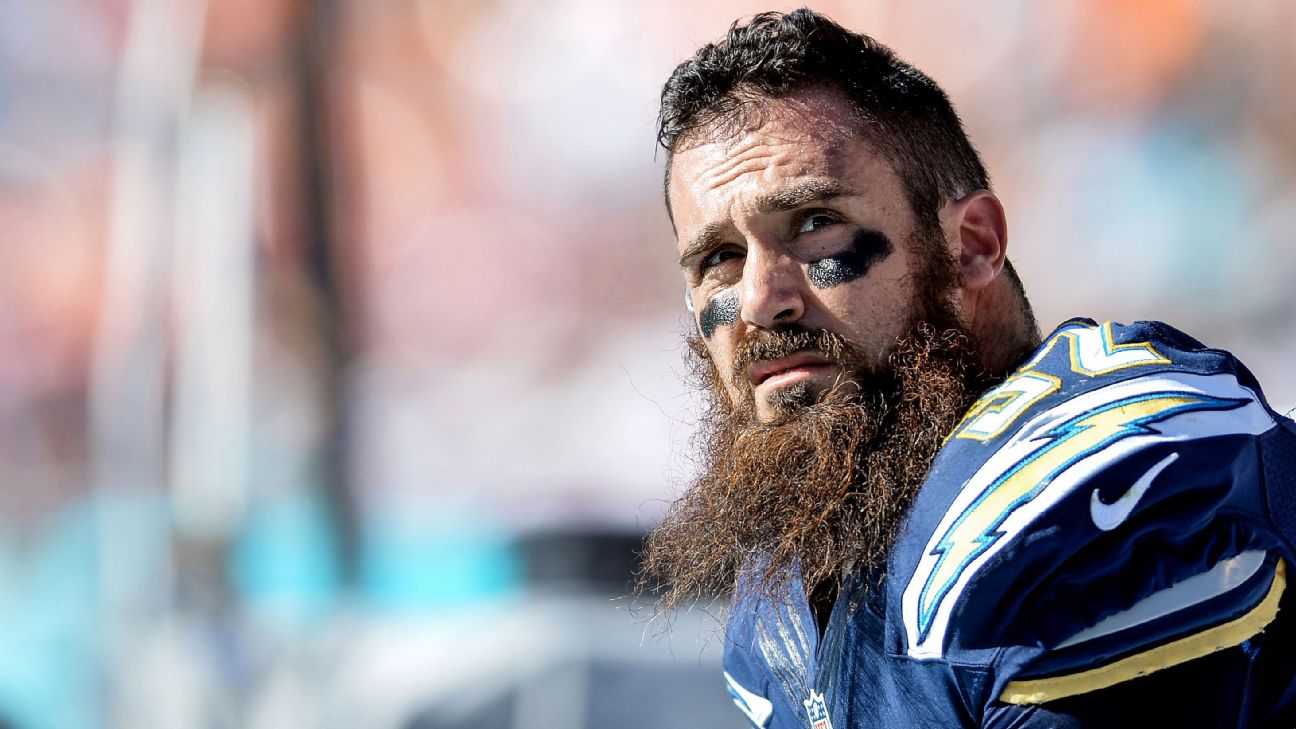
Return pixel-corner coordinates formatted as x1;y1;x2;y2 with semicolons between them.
676;92;859;172
667;91;906;246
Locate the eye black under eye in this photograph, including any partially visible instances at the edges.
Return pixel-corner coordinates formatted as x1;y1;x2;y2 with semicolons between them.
807;229;894;289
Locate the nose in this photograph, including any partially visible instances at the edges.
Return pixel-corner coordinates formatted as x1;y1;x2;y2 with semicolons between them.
740;245;805;329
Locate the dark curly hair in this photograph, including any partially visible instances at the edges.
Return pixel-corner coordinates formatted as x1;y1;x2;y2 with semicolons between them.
657;8;989;234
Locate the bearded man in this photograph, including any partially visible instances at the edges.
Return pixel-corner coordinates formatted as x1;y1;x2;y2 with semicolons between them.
639;9;1296;728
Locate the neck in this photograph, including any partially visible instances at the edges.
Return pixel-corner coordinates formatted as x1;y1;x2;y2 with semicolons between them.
967;277;1042;379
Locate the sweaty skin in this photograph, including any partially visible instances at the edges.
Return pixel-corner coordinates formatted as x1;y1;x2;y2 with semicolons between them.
670;90;928;422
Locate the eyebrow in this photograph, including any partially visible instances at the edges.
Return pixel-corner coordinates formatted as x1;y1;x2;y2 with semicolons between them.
754;179;853;214
677;223;729;268
676;179;855;268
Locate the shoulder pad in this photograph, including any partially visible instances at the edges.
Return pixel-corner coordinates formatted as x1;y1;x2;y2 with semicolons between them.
889;320;1294;713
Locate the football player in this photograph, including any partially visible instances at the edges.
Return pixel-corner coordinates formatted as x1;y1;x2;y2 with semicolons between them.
640;9;1296;728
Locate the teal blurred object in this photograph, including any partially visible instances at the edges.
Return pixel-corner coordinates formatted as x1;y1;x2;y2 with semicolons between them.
1075;120;1253;307
0;508;98;729
358;507;520;612
229;488;342;626
0;493;172;729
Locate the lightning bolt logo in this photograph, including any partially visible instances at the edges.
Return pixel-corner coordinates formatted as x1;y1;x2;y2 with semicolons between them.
913;390;1245;647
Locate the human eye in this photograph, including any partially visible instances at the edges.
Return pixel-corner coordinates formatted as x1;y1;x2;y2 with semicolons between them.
795;211;840;234
698;247;742;274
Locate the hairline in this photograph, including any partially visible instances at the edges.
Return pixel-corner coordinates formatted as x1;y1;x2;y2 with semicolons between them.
662;84;946;235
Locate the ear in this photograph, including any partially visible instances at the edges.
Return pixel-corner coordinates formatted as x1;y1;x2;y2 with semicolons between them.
948;191;1007;293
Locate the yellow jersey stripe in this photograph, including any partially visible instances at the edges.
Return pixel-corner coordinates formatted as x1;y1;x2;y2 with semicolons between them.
1000;558;1286;705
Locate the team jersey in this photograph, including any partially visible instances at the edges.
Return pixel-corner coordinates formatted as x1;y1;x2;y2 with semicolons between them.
722;319;1296;728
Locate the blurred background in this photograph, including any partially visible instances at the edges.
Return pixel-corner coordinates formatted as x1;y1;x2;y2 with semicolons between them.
1;0;1293;727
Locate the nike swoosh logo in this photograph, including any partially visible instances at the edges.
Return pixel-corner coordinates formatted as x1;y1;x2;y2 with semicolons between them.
1090;452;1178;531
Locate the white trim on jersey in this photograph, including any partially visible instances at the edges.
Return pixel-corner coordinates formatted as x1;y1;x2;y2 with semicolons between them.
725;671;774;728
1054;549;1269;650
902;372;1277;660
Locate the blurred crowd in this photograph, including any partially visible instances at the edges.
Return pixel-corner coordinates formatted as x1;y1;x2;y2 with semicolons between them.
0;0;1293;727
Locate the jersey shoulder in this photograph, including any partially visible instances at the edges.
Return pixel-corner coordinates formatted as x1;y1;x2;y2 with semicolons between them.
891;318;1294;712
949;318;1261;445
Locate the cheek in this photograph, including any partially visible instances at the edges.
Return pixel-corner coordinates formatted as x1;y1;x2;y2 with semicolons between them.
697;288;740;339
818;275;915;350
807;230;894;289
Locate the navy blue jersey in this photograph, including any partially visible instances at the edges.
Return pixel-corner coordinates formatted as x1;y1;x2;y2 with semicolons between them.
723;319;1296;728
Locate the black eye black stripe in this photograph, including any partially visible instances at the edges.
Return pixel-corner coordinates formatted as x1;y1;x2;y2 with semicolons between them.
807;230;893;289
699;289;740;338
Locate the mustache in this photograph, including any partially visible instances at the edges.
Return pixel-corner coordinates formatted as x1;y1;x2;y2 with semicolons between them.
729;325;851;389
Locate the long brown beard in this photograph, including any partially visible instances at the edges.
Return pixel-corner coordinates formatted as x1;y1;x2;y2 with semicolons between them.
639;239;991;609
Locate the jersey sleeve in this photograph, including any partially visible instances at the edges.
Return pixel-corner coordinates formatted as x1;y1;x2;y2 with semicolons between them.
980;609;1296;729
896;320;1296;720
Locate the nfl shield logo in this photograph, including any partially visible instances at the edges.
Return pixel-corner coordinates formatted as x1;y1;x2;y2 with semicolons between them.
803;690;833;729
